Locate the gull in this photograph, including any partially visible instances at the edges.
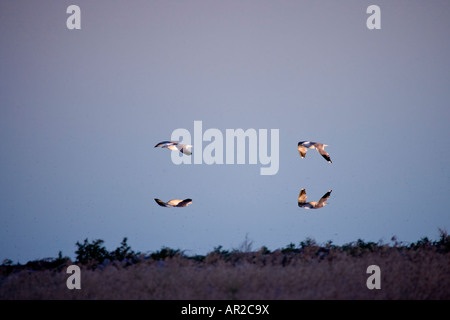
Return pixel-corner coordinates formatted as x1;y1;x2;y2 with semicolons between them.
298;189;332;209
154;141;193;155
298;141;332;163
154;198;193;208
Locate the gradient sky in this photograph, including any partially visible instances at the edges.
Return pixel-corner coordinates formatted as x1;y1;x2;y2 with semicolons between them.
1;0;450;263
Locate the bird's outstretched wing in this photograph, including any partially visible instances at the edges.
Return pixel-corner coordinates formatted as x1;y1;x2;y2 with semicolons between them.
154;198;169;207
176;198;193;207
298;144;307;158
154;141;177;148
298;188;308;205
316;144;332;163
316;190;332;207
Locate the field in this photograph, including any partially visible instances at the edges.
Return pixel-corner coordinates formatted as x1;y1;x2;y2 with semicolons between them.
1;233;449;300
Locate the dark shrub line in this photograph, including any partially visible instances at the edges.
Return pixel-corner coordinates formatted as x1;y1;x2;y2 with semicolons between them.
75;237;139;265
1;230;449;274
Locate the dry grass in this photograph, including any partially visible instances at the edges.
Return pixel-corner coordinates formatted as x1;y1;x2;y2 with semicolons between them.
1;236;450;300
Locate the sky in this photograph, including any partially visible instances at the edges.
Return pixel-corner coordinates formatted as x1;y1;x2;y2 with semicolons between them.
1;0;450;263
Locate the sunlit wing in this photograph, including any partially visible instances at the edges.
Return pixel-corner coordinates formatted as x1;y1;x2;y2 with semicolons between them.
298;144;307;158
298;188;308;204
316;190;332;207
316;144;332;163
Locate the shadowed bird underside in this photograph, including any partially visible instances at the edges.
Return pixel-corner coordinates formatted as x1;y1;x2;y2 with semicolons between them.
154;198;193;208
154;141;193;155
298;141;332;163
298;189;332;209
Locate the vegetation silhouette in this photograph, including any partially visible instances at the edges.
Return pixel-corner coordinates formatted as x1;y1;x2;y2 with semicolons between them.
1;230;449;299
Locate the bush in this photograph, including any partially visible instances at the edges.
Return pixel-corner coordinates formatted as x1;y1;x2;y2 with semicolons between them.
75;238;110;264
110;237;138;261
150;247;181;260
75;237;139;265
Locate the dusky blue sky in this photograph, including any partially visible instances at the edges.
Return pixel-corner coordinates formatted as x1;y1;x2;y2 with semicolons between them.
1;0;450;263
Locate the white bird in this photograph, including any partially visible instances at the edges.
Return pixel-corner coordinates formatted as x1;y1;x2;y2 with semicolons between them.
154;198;193;208
298;141;332;163
298;189;332;209
154;141;193;155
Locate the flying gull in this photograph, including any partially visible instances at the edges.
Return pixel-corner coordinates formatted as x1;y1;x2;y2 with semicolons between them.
154;141;192;155
154;198;193;208
298;141;332;163
298;189;332;209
